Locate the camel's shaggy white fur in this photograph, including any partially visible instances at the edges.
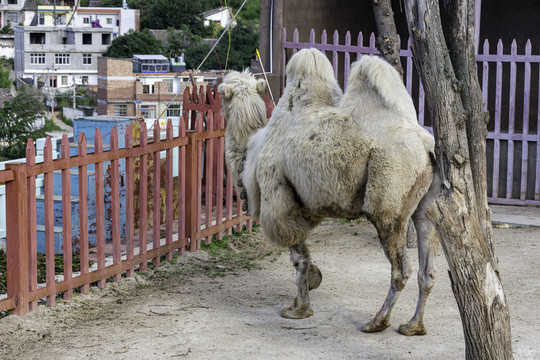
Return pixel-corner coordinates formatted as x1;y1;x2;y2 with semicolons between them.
219;69;268;205
219;49;439;336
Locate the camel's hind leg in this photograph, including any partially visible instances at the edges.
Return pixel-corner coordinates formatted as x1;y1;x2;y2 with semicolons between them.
281;243;322;319
398;182;439;336
362;220;412;333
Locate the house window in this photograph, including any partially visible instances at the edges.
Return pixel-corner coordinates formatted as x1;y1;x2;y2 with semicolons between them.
61;76;68;86
142;84;153;94
166;104;181;117
38;13;45;25
106;18;113;25
140;105;156;119
82;76;88;85
7;12;17;24
163;79;173;93
30;53;46;64
83;17;90;24
55;53;70;65
82;33;92;45
56;14;66;25
82;53;92;65
102;34;111;45
114;104;127;116
29;33;46;44
8;0;17;4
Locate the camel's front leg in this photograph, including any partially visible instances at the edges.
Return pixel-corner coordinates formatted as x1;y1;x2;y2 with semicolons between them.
281;243;321;319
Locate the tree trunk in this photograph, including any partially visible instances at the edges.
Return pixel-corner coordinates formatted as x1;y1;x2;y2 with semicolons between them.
403;1;513;359
371;0;404;78
443;0;495;255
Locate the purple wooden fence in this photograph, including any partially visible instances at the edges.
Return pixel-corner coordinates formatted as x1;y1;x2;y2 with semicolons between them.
283;28;540;206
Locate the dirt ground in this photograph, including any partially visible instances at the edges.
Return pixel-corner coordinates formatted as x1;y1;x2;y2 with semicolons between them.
0;219;538;360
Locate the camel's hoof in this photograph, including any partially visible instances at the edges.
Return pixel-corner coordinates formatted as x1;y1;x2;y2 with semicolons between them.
308;264;322;290
398;322;427;336
361;319;390;333
281;306;313;319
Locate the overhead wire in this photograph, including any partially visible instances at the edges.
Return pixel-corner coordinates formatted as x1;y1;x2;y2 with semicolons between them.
155;0;249;123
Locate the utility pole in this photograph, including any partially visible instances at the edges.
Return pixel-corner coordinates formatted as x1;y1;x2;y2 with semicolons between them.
72;75;76;121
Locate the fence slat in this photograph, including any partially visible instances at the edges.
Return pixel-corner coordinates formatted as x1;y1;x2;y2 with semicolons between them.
43;137;56;306
78;134;89;294
165;120;173;261
110;128;121;283
520;40;532;200
215;114;225;241
139;125;148;272
94;130;106;289
482;39;490;112
406;39;413;94
185;130;199;252
492;40;504;198
5;161;29;315
26;139;37;310
356;31;364;61
195;113;204;249
506;40;518;199
178;119;186;255
332;30;339;79
61;135;73;300
536;65;540;201
344;31;351;90
125;126;135;277
152;121;161;267
205;112;214;245
293;28;299;55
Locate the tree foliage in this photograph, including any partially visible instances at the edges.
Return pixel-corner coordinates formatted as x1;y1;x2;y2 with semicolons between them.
0;66;11;89
0;86;46;159
106;29;164;58
103;1;259;70
127;0;211;33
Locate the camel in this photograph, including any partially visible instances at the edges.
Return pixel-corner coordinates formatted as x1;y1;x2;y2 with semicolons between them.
218;49;440;336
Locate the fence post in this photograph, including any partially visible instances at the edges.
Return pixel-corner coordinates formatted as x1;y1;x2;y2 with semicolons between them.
5;163;29;315
185;131;199;251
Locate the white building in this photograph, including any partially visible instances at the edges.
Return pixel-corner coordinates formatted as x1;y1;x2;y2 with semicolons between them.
72;7;139;38
201;7;235;28
14;25;113;90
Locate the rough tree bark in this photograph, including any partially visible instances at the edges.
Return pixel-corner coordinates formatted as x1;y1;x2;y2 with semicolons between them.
371;0;404;78
403;1;513;359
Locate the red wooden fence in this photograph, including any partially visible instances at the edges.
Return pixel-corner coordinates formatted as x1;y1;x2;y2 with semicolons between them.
0;85;249;315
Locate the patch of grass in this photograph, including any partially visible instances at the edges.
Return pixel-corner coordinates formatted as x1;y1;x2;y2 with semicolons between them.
0;250;94;294
58;113;73;127
1;250;95;317
153;227;278;281
41;118;63;132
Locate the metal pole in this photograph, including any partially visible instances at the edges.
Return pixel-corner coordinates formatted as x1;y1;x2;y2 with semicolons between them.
72;75;76;121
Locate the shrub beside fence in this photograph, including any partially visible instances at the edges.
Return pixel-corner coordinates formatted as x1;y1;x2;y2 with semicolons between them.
0;85;250;315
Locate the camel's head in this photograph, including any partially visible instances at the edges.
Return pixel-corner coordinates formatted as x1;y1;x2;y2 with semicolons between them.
218;69;268;145
219;69;266;108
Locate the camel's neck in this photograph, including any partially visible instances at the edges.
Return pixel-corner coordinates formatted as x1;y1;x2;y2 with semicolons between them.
224;96;268;176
